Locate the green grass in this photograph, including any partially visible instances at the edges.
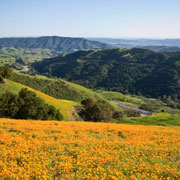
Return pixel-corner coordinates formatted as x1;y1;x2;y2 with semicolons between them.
97;90;180;114
96;90;144;106
6;80;22;94
114;113;180;126
0;79;22;96
138;113;180;126
61;79;95;97
12;72;104;103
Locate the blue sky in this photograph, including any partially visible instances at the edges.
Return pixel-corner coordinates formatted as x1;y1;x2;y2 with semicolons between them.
0;0;180;38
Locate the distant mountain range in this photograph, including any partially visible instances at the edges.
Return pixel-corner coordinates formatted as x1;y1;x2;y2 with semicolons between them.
1;36;180;53
0;36;112;53
88;38;180;49
138;46;180;52
32;48;180;101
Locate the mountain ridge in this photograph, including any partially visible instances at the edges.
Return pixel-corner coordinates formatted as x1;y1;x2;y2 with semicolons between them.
0;36;112;53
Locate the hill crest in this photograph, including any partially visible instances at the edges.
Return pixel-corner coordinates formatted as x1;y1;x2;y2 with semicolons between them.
0;36;112;52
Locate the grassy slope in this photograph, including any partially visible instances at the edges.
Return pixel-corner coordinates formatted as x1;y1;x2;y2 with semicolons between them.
97;90;180;114
11;72;121;111
15;82;78;121
0;79;22;95
0;79;78;121
11;72;180;115
97;90;144;108
12;72;97;102
1;78;180;126
113;113;180;126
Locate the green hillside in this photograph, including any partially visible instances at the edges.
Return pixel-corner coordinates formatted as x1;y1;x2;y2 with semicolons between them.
11;72;98;102
115;113;180;126
1;67;180;125
0;79;78;121
0;36;111;52
0;47;60;70
32;48;180;108
9;71;180;114
97;90;180;114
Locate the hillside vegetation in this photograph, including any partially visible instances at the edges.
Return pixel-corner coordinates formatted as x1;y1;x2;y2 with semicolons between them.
32;48;180;108
11;72;98;102
0;88;63;120
97;90;180;114
0;47;60;70
0;119;180;179
0;36;111;52
1;66;180;124
0;79;78;121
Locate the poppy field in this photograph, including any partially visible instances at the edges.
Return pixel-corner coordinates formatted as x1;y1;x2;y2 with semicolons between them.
0;118;180;180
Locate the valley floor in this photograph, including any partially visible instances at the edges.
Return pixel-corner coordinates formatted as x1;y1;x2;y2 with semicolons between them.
0;119;180;179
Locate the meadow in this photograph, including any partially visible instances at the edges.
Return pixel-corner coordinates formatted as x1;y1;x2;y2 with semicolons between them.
0;118;180;180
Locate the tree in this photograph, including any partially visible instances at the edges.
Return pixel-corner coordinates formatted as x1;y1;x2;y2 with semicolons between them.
0;66;13;79
81;98;95;108
0;88;63;120
112;111;124;119
0;92;19;118
80;99;114;122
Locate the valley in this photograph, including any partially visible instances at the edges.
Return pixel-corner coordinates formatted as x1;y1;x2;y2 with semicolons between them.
1;0;180;179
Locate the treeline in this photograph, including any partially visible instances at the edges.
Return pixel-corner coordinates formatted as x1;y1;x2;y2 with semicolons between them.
0;88;63;120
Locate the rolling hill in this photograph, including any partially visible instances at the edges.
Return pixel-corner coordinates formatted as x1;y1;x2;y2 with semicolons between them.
8;69;180;114
0;79;77;120
139;46;180;52
31;48;180;107
0;67;180;125
0;47;60;70
0;36;111;52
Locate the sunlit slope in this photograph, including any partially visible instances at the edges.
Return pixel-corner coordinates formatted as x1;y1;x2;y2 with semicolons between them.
12;72;98;102
14;82;78;120
0;118;180;179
